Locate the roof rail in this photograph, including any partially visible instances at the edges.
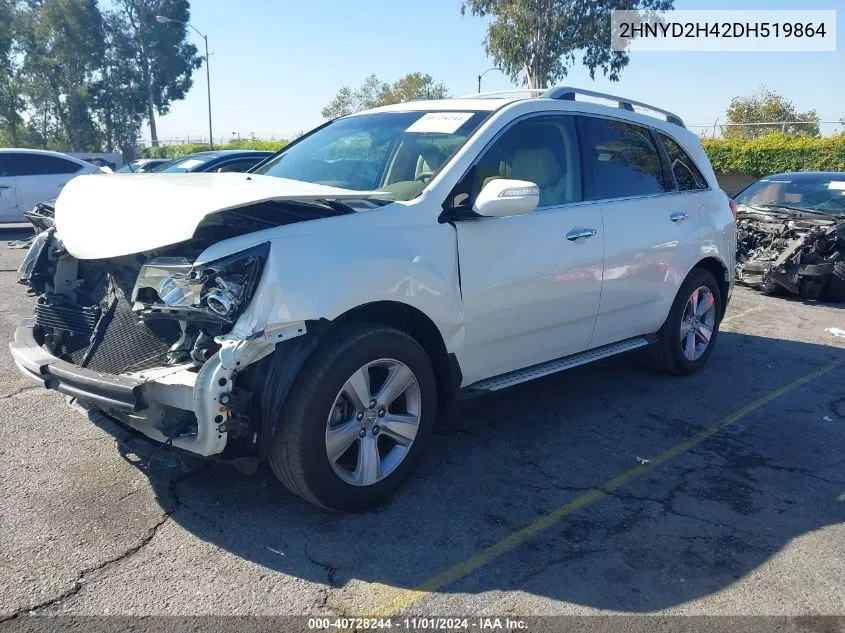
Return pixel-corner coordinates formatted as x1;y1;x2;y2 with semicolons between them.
457;88;547;100
543;86;686;128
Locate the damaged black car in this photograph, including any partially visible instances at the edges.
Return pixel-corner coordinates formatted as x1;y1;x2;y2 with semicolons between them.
734;171;845;301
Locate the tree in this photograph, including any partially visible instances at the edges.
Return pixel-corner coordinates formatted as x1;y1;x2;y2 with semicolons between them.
461;0;674;89
16;0;106;151
113;0;201;146
321;72;449;119
0;0;25;145
91;10;146;155
725;87;820;139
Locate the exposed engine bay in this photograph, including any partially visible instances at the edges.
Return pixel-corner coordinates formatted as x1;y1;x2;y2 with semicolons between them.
13;198;344;456
735;206;845;301
19;199;342;371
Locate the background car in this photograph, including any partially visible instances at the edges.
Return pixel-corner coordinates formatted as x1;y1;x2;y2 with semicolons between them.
734;171;845;300
733;171;845;215
116;158;170;173
82;156;117;171
0;148;103;223
151;150;274;174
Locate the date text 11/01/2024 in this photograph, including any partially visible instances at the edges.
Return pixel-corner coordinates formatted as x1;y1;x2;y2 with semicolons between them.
307;617;528;630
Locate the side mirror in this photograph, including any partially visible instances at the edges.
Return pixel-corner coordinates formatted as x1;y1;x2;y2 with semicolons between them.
473;179;539;218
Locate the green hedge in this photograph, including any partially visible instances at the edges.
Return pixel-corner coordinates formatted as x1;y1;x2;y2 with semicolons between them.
140;133;845;178
701;133;845;177
141;139;289;159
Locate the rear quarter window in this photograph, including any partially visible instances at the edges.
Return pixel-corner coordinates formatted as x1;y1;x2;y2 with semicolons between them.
658;133;709;191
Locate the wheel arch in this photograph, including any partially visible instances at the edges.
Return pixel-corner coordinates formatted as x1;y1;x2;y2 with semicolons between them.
693;256;731;318
333;300;462;413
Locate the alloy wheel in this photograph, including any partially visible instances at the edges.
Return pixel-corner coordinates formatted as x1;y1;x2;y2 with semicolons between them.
325;359;422;486
679;285;717;361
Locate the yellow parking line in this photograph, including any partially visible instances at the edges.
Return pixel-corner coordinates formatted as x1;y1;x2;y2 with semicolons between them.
368;358;845;617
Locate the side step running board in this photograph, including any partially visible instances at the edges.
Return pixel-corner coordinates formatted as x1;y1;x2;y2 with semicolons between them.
463;336;651;393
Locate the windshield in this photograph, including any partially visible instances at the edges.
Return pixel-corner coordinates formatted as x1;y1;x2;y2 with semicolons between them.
157;155;216;173
252;111;488;201
736;175;845;215
115;162;136;173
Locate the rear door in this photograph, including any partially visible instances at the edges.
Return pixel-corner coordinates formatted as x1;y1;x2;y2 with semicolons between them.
451;114;605;383
14;153;87;211
579;116;702;348
0;155;19;222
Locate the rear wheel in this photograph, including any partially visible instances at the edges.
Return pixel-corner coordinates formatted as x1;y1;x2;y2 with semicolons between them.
648;268;723;376
267;324;436;512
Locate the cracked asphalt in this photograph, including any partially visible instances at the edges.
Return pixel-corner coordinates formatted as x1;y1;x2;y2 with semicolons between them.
1;225;844;619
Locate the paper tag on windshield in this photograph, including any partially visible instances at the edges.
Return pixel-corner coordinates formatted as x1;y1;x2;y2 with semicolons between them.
827;181;845;190
406;112;473;134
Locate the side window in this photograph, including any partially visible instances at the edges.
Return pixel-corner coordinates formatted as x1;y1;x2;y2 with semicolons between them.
658;133;708;191
451;115;582;209
0;155;10;177
10;153;84;177
580;117;665;199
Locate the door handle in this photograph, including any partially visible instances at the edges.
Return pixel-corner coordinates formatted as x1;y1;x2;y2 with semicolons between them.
566;228;597;241
0;185;9;189
670;212;688;223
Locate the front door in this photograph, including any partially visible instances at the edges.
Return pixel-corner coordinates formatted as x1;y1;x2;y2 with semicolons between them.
451;114;605;385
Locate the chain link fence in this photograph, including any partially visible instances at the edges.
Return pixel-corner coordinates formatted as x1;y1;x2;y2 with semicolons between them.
139;133;294;148
687;120;843;138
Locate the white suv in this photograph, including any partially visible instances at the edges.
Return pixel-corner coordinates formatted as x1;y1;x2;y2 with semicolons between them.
11;87;736;511
0;149;103;222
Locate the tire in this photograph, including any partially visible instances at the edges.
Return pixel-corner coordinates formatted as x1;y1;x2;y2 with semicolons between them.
799;279;824;301
647;268;723;376
822;260;845;302
760;279;783;295
266;323;437;512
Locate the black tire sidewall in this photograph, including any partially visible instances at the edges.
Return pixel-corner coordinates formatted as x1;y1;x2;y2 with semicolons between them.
663;269;723;374
281;326;436;511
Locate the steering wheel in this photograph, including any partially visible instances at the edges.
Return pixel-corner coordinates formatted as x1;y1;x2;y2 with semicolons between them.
415;171;436;183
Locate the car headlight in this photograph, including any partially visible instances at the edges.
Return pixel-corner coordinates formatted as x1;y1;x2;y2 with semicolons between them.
132;242;270;325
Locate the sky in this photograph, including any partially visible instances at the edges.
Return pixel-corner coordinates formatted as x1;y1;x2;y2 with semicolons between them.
151;0;844;144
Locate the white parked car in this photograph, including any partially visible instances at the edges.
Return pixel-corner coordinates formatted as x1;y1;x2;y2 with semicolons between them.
11;88;736;511
0;148;103;223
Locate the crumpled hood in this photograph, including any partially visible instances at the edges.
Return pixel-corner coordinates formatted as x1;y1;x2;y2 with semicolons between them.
54;173;380;259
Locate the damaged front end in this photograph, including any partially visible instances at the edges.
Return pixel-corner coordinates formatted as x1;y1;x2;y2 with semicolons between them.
8;200;331;460
735;207;845;300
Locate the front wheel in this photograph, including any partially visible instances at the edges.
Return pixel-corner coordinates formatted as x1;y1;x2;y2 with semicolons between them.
648;268;723;376
266;324;437;511
822;260;845;302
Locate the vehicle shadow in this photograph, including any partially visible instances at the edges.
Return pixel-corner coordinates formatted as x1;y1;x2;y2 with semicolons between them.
102;330;845;613
0;225;35;243
741;283;845;312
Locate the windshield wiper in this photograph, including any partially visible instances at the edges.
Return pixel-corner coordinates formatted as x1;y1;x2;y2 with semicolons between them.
757;204;836;219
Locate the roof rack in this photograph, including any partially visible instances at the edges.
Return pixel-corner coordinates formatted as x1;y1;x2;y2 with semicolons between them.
543;86;686;128
457;88;548;100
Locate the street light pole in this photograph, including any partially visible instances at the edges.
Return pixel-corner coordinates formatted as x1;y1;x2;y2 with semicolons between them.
477;67;502;93
156;15;213;150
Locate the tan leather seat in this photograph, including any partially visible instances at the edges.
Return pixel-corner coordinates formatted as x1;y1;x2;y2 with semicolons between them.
510;147;567;206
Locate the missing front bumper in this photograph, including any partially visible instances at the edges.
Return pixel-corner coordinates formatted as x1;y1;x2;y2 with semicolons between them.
10;319;231;457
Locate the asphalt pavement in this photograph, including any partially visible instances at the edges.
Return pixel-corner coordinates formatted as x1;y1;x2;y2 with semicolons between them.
1;229;844;623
